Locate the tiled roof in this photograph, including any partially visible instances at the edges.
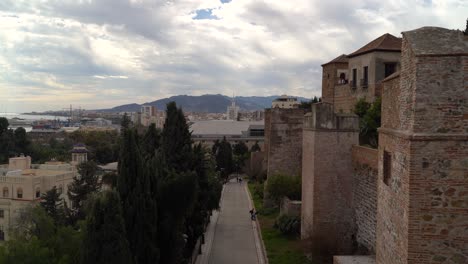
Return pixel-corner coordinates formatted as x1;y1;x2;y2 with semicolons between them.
348;33;402;58
322;54;348;66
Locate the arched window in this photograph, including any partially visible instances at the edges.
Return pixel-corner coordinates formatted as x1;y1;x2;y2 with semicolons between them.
35;187;41;198
17;188;23;199
2;187;8;198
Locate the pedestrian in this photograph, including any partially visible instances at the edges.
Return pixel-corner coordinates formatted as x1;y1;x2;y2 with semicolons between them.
249;209;256;220
239;177;242;184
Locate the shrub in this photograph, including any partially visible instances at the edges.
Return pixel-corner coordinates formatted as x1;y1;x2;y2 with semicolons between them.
274;214;301;236
253;182;264;199
266;174;301;205
354;97;381;148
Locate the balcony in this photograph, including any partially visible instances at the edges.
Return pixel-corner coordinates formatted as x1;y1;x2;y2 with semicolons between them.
350;79;357;89
335;77;348;85
360;78;368;88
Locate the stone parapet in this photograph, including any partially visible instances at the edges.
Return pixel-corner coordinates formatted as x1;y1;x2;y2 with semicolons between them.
304;103;359;131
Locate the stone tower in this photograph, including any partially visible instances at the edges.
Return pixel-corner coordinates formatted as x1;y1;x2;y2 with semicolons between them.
301;103;359;258
321;54;349;106
377;27;468;264
71;143;88;166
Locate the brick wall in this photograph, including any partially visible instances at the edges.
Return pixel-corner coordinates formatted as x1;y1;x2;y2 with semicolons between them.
301;103;360;261
377;28;468;264
322;62;348;105
352;145;378;254
264;108;305;178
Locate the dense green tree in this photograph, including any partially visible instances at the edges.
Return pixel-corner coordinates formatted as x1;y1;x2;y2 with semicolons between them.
0;206;81;264
67;161;100;224
118;129;159;263
464;18;468;35
142;123;161;159
121;113;131;130
40;187;64;225
354;97;381;148
266;174;302;205
0;117;8;136
14;127;31;155
81;191;133;264
68;130;120;164
298;96;321;110
233;141;249;173
250;141;261;152
161;102;193;172
214;137;233;178
354;98;371;118
211;139;220;155
184;144;221;259
158;169;197;264
0;129;14;163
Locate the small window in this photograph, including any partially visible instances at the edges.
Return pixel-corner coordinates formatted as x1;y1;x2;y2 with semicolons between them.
2;187;8;198
351;69;357;88
0;226;4;241
385;63;397;77
35;187;41;198
363;66;368;87
383;151;392;186
17;188;23;199
0;210;4;218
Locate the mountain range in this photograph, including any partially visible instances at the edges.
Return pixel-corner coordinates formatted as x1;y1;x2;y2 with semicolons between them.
98;94;311;113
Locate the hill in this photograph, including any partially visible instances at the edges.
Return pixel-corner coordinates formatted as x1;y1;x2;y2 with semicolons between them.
98;94;311;113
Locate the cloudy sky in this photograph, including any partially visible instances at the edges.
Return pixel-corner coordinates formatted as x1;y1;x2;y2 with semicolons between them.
0;0;466;112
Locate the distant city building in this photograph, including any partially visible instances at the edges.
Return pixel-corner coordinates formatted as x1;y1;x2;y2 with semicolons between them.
226;99;240;120
140;105;166;128
191;120;264;150
271;95;300;109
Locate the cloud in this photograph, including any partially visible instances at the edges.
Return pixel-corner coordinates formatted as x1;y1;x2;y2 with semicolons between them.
0;0;466;112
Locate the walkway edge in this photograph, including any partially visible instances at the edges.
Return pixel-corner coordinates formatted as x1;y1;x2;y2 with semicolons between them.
245;183;269;264
196;185;225;264
207;184;226;264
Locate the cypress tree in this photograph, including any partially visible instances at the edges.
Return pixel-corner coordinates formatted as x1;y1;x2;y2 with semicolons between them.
158;169;197;264
118;129;159;263
81;190;132;264
67;161;100;224
161;102;192;172
142;123;161;159
121;113;131;130
215;137;233;178
40;187;64;225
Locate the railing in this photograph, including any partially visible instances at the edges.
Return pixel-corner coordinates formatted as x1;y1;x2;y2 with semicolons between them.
360;78;368;88
335;77;348;85
350;79;357;89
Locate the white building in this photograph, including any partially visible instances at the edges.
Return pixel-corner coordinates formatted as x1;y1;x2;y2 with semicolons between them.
271;95;300;109
226;100;240;120
0;144;89;241
0;156;77;241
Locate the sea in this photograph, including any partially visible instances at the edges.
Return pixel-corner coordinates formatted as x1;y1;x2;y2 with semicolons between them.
1;113;69;132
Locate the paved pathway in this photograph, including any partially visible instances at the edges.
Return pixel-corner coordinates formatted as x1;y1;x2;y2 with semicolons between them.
205;180;262;264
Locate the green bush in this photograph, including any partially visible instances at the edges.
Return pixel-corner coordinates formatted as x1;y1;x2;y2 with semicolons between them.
274;214;301;236
354;97;381;148
266;174;301;205
253;182;264;199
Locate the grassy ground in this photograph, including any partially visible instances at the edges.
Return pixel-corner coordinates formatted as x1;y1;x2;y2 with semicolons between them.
248;182;313;264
